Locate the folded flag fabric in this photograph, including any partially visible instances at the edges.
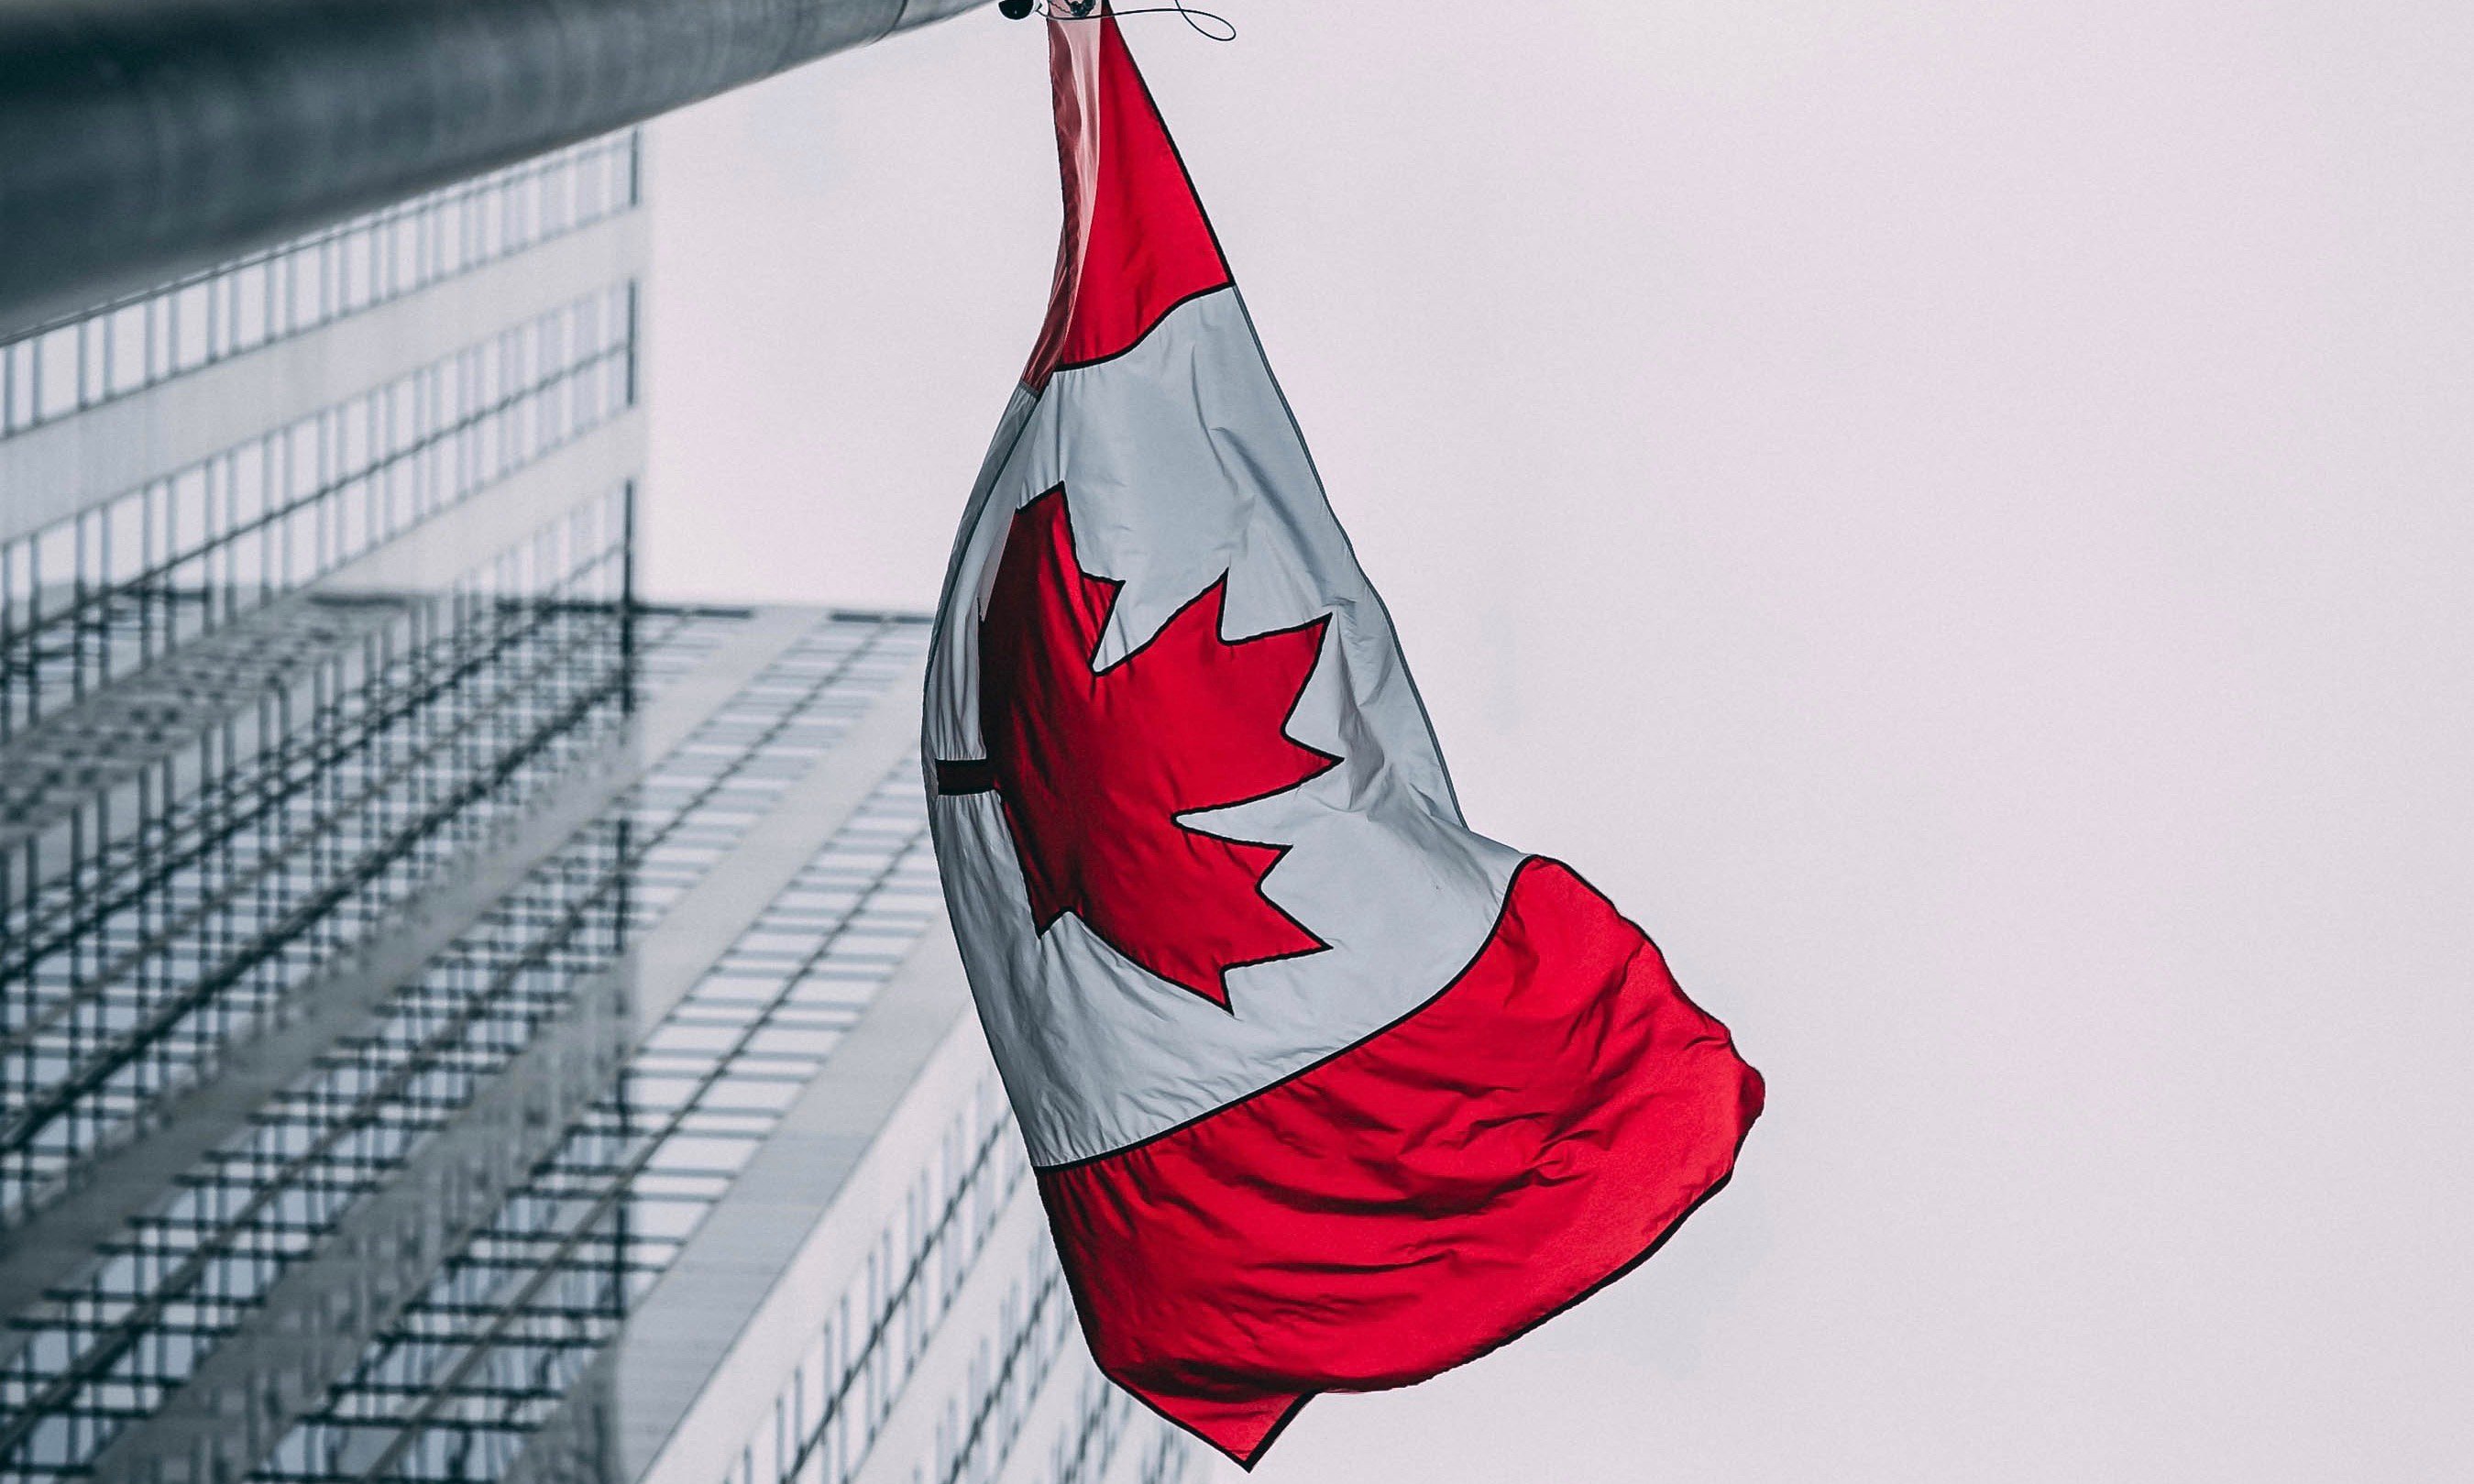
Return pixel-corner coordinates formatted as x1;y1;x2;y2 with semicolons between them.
922;6;1764;1467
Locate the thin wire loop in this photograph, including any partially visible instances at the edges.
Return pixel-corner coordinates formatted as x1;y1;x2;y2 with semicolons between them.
1036;2;1237;41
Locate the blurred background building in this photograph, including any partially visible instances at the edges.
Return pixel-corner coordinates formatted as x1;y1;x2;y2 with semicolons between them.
0;93;1196;1484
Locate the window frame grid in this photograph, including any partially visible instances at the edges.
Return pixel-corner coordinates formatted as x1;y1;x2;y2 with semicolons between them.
0;489;634;1228
0;134;641;444
0;283;636;742
0;617;927;1484
257;776;940;1484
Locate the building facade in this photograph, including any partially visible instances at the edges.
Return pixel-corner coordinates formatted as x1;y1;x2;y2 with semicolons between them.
0;130;1201;1484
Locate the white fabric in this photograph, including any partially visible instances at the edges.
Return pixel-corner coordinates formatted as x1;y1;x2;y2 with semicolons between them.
924;289;1524;1167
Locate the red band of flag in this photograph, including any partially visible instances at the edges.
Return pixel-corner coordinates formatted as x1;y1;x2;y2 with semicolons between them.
1035;858;1765;1466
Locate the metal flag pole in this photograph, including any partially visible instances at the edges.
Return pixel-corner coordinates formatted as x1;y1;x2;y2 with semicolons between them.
0;0;991;340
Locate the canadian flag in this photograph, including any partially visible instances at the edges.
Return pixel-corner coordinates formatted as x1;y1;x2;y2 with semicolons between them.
923;7;1763;1466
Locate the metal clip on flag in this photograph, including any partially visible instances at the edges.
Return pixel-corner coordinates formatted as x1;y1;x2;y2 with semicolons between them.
923;4;1764;1467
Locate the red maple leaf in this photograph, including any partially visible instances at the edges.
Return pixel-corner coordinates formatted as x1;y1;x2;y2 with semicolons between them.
978;487;1337;1009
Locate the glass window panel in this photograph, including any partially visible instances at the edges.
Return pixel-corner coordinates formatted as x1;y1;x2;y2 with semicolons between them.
173;284;212;372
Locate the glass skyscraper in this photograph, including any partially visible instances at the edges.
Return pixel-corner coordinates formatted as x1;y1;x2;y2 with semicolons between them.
0;128;1201;1484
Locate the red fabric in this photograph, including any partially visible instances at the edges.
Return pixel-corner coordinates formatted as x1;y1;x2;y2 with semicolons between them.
1024;7;1231;388
1036;858;1766;1467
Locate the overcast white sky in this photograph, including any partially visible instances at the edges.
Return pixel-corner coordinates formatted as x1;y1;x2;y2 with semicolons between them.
643;4;2472;1478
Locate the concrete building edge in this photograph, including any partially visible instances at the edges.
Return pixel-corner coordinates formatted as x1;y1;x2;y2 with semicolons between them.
625;932;1001;1484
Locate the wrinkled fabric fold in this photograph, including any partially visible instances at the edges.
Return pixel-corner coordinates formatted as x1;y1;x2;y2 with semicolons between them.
1033;859;1763;1466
